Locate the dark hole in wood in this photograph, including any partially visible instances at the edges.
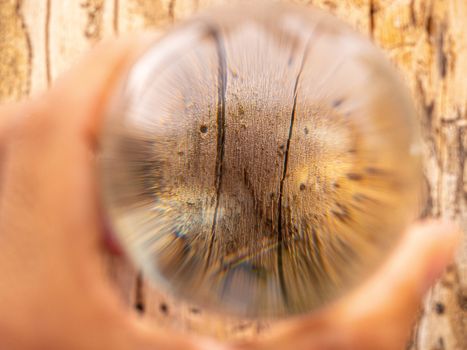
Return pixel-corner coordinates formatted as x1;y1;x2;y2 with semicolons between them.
437;337;445;350
346;173;363;181
135;302;145;313
332;98;344;107
190;307;201;314
365;167;387;175
458;293;467;311
159;302;169;314
434;302;445;315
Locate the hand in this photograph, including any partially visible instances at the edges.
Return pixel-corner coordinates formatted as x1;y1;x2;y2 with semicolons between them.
239;220;459;350
0;36;460;350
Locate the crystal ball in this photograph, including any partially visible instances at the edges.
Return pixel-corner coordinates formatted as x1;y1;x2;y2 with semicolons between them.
100;2;421;318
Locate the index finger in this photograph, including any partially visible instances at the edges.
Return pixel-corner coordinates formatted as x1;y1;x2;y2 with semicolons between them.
0;34;157;264
44;34;157;148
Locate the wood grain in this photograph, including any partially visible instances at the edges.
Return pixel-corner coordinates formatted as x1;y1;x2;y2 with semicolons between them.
0;0;31;101
0;0;465;347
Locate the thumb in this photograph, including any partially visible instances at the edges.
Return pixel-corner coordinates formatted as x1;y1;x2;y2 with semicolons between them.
336;220;461;349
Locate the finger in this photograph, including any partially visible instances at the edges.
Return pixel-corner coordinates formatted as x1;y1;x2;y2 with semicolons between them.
333;220;461;350
45;33;157;148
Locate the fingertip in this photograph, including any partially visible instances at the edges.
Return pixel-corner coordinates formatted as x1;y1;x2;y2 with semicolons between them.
46;31;161;146
409;220;461;291
410;219;461;242
333;220;461;327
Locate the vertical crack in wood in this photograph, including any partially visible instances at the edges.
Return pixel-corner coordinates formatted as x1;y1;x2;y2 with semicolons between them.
134;272;145;313
168;0;175;23
45;0;51;86
420;175;434;218
425;0;434;37
206;27;227;268
409;0;416;26
113;0;119;34
456;126;465;215
276;36;313;304
15;0;32;96
416;76;437;220
369;0;375;39
436;23;448;79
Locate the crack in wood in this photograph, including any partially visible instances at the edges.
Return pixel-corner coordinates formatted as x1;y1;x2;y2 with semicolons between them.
436;337;446;350
369;0;375;38
113;0;119;34
276;36;314;304
134;272;145;313
416;77;441;173
436;23;448;78
456;126;465;213
409;0;416;26
425;0;434;37
45;0;51;86
420;175;433;218
16;0;32;96
206;26;227;268
168;0;175;23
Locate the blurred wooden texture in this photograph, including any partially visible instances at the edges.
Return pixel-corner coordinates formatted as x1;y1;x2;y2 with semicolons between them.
0;0;465;348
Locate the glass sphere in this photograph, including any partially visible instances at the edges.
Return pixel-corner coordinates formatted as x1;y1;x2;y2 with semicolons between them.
100;2;421;318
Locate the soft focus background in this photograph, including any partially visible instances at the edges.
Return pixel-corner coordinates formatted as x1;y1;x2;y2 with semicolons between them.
0;0;465;348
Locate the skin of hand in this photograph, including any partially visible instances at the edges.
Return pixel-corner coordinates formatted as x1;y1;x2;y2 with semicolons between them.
0;35;461;350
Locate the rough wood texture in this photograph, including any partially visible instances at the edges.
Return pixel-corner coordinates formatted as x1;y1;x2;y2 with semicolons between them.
0;0;465;347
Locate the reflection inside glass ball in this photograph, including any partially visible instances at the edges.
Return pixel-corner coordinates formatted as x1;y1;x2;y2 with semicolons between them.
100;2;421;318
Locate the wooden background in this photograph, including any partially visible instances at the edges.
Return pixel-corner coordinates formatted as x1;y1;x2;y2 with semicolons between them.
0;0;465;348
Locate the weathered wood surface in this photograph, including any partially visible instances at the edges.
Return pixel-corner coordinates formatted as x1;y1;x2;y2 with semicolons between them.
0;0;465;347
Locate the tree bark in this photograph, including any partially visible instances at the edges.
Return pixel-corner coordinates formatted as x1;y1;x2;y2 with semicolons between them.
0;0;465;347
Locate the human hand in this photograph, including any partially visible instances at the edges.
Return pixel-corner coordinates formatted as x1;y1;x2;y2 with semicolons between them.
237;220;460;350
0;36;460;350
